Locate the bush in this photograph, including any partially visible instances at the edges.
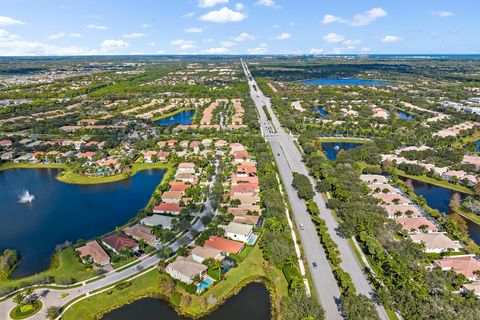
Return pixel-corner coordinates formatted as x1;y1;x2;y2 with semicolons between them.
114;281;132;290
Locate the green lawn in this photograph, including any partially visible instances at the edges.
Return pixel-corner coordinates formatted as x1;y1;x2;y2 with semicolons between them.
393;169;474;194
62;245;288;320
0;247;94;290
9;301;42;319
452;206;480;226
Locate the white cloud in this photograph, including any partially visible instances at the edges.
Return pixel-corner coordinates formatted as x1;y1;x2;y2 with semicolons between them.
198;0;229;8
431;11;454;17
323;32;345;43
221;40;235;47
69;33;82;38
123;32;146;38
204;38;215;43
140;23;151;28
182;12;195;19
184;27;204;33
274;32;291;40
101;39;130;50
156;50;166;54
0;16;25;26
310;48;324;54
47;33;65;40
0;29;94;56
381;35;402;43
86;24;108;30
200;7;246;23
361;47;371;52
201;47;230;54
233;32;255;42
246;46;267;54
235;3;244;11
351;7;387;26
321;14;347;25
171;39;196;50
321;7;387;27
148;42;156;46
255;0;275;7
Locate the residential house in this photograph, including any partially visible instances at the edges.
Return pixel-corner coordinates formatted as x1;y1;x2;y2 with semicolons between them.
434;255;480;280
175;172;196;183
381;204;422;218
102;233;139;254
204;236;244;255
191;246;223;263
360;174;389;185
409;233;462;253
123;224;158;247
177;162;196;174
165;256;207;284
161;191;184;204
395;217;438;233
220;222;254;243
141;214;174;230
372;193;410;205
0;140;12;148
153;202;183;215
75;241;110;266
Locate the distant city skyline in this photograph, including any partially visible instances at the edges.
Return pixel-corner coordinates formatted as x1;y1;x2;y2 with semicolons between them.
0;0;479;56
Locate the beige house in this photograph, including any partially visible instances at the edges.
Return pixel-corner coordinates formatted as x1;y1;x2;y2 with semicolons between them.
165;257;207;284
409;233;462;253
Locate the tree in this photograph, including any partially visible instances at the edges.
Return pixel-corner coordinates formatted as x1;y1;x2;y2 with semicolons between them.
341;293;381;320
176;246;188;257
292;172;315;200
449;192;461;209
46;306;62;320
13;293;25;305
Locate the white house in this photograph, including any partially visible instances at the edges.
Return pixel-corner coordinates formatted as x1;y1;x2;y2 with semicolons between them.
220;222;254;243
165;256;207;284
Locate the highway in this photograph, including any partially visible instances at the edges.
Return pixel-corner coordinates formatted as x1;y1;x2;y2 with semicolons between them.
241;59;388;320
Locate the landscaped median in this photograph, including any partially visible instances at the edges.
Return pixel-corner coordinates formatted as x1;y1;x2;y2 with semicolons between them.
61;245;288;320
9;300;42;320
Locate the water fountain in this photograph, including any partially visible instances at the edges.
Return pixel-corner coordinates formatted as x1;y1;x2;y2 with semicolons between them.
18;190;35;204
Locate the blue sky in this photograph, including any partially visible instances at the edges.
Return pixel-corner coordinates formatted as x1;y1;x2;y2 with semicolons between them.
0;0;478;56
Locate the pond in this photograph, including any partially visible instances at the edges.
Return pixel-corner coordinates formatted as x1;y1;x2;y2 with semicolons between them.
321;142;362;160
476;139;480;152
0;168;165;278
396;110;414;120
407;179;480;245
155;110;195;126
101;282;271;320
299;78;392;86
313;106;328;118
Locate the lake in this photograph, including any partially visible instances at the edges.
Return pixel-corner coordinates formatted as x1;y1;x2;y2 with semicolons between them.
322;142;362;160
314;106;328;117
299;78;392;86
0;168;165;278
396;110;414;120
101;282;271;320
408;179;480;245
155;110;195;126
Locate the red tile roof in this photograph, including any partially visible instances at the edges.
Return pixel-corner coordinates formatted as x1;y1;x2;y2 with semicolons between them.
204;236;244;254
434;255;480;279
102;233;138;251
153;202;182;213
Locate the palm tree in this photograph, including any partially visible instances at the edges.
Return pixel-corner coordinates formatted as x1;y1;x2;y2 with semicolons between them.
13;293;25;305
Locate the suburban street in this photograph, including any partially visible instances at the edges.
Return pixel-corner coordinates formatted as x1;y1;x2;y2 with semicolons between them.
0;161;220;320
241;59;388;320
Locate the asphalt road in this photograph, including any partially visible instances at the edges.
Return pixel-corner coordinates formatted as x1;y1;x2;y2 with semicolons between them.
241;59;388;320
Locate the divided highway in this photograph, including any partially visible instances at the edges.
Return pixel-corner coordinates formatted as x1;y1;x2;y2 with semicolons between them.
241;59;388;320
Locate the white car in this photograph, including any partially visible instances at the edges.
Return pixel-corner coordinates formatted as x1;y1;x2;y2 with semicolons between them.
300;223;304;230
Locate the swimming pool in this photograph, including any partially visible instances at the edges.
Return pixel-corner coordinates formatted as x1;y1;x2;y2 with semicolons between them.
198;278;213;291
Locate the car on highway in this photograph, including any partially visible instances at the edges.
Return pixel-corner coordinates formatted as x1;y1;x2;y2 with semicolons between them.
312;262;318;268
300;223;304;230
